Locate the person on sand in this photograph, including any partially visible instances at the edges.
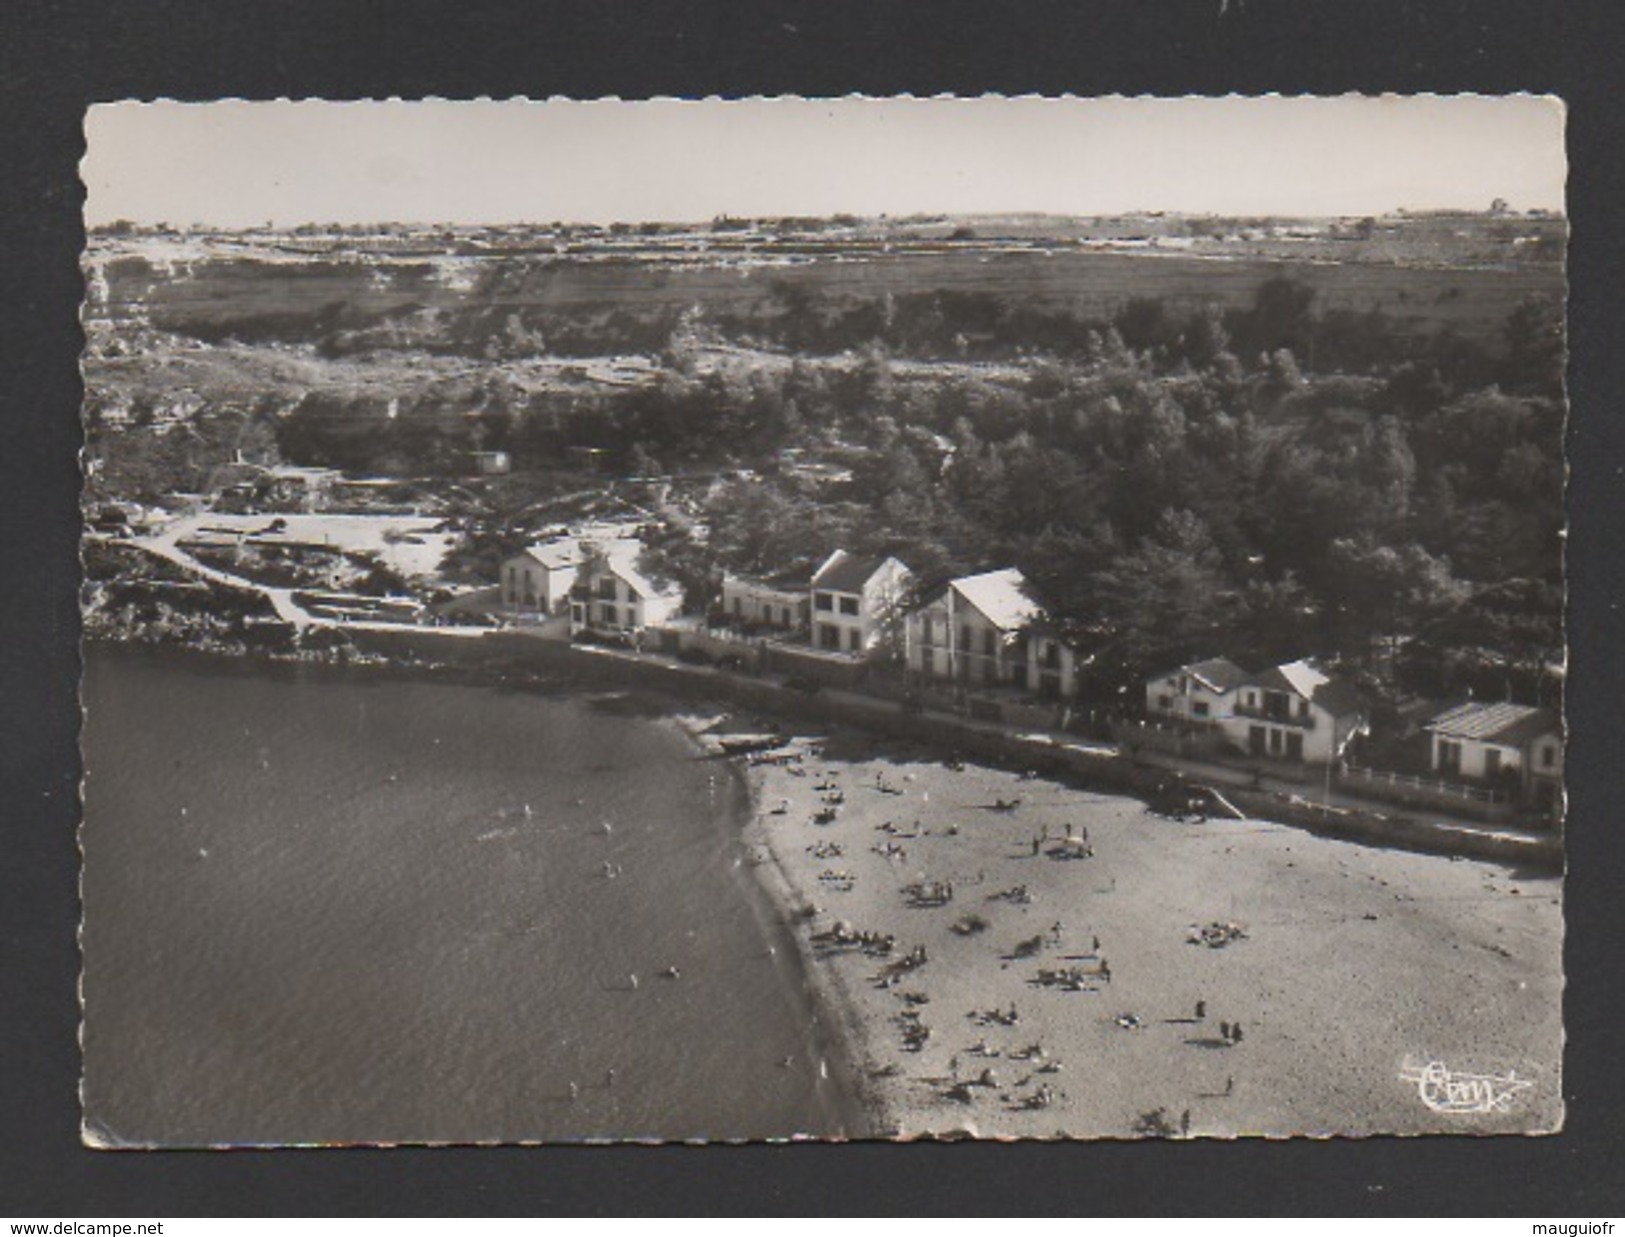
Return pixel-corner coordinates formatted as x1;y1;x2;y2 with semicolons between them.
568;1080;579;1101
1195;1000;1207;1021
1181;1109;1191;1136
1231;1022;1244;1044
1225;1075;1235;1096
1220;1020;1231;1041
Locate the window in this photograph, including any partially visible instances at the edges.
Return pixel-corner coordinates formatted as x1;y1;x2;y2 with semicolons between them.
983;628;996;657
1156;694;1173;712
819;624;841;650
1269;728;1284;755
814;592;833;612
1438;739;1461;773
599;603;618;627
960;624;974;654
598;577;617;601
1193;701;1210;718
733;597;743;616
849;627;862;652
1541;743;1558;770
1286;732;1304;761
1484;748;1502;779
922;617;934;646
839;595;860;616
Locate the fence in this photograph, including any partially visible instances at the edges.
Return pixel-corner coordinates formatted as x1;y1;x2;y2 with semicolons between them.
1338;763;1512;820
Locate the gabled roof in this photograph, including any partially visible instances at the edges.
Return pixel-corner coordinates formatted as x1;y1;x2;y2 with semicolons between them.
1426;701;1559;746
1151;656;1249;694
512;540;582;571
724;566;812;593
1245;659;1364;718
593;543;683;602
949;568;1044;633
811;549;903;594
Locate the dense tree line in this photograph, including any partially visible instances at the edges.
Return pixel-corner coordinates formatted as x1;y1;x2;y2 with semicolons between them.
688;281;1565;706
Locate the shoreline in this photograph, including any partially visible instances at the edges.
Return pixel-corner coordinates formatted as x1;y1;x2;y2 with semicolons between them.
675;711;893;1139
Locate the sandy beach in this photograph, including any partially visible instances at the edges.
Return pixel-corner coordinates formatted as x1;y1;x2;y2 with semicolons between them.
695;715;1563;1140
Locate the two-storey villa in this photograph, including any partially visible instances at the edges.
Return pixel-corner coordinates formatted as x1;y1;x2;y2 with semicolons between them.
808;550;912;655
1221;658;1366;766
569;543;683;638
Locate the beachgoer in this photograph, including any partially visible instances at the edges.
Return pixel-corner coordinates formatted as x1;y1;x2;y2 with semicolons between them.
1181;1109;1191;1136
1220;1021;1231;1041
568;1081;579;1101
1195;1000;1206;1020
1231;1023;1243;1044
606;1069;616;1088
629;973;639;990
664;965;680;979
1092;935;1100;952
1225;1075;1234;1096
1031;838;1041;856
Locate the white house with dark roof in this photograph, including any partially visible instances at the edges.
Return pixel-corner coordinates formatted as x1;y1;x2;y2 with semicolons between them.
500;541;582;615
568;542;684;638
721;568;811;632
1425;701;1562;810
809;550;912;655
1221;658;1366;765
905;568;1082;699
1145;657;1250;726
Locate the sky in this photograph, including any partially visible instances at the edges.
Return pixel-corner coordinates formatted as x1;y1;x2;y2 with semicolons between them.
82;96;1567;228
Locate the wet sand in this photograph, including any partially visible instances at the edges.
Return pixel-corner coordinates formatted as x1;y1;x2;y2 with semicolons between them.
706;719;1563;1140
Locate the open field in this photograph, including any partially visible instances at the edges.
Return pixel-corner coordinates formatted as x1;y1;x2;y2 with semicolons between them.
92;241;1562;352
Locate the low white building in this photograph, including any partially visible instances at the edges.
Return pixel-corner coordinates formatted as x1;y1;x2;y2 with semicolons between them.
1144;657;1249;726
1221;659;1366;766
809;550;912;656
568;543;684;637
1425;701;1562;811
720;570;810;632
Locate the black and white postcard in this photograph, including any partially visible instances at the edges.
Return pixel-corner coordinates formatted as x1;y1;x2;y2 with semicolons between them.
78;96;1566;1145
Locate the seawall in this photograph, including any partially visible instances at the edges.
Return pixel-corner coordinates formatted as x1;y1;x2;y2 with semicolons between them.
336;626;1564;874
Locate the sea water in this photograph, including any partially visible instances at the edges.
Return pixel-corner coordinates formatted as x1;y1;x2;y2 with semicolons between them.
80;646;861;1145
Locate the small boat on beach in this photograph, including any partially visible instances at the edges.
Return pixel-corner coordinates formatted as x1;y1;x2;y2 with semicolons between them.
715;734;790;757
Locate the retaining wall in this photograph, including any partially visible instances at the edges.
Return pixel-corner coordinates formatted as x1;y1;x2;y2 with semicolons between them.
342;626;1563;873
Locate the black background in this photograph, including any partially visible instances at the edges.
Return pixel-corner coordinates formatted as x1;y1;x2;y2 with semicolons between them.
3;0;1622;1217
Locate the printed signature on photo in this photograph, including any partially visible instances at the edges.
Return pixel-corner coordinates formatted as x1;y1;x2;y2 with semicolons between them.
1399;1057;1533;1114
